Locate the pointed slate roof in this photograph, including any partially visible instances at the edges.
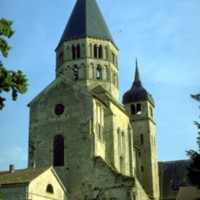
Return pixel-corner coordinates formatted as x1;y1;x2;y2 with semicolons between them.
57;0;115;48
134;59;143;87
122;60;154;105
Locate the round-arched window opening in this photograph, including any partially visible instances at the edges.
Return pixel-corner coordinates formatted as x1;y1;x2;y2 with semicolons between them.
54;104;65;116
46;184;54;194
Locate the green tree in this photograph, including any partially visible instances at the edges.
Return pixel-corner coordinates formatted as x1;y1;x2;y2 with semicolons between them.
0;18;28;110
186;93;200;187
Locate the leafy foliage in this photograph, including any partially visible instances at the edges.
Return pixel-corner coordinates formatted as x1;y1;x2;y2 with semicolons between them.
0;18;28;110
186;93;200;186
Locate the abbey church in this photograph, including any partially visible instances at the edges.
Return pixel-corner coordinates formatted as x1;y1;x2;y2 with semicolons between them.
0;0;192;200
9;0;200;200
0;0;194;200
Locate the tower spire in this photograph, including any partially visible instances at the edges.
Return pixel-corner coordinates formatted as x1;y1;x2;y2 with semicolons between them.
133;59;143;87
134;58;140;82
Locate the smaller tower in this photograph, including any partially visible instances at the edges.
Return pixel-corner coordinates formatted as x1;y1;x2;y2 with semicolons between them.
122;60;160;200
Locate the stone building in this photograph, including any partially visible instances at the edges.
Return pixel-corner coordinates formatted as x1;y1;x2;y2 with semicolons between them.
159;160;191;200
0;165;67;200
27;0;160;199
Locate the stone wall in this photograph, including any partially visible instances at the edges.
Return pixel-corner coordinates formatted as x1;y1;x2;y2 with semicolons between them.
0;185;27;200
104;101;136;177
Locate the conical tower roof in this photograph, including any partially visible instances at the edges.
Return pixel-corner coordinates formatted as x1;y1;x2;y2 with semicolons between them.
122;60;154;105
57;0;115;48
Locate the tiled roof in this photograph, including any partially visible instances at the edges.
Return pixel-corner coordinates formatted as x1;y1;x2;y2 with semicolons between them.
176;186;200;200
57;0;115;48
159;160;191;200
0;166;51;185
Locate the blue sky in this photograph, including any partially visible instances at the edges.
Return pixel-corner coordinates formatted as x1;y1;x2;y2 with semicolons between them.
0;0;199;171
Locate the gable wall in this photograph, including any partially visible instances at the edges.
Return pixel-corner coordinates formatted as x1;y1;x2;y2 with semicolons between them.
29;169;67;200
28;79;95;191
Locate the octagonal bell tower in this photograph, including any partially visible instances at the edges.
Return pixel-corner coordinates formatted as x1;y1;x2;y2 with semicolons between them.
55;0;119;101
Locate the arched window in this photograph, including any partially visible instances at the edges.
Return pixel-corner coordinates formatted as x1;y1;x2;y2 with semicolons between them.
53;135;64;166
94;44;98;58
72;45;76;59
131;104;136;115
99;45;103;58
74;65;79;80
136;103;142;115
46;184;54;194
77;44;80;58
72;45;81;59
112;52;115;64
105;47;108;60
96;66;102;79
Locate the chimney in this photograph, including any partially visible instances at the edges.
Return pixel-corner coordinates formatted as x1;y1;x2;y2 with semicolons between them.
9;164;15;173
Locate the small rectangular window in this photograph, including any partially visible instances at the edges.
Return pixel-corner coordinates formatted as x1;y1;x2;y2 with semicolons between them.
141;166;144;173
140;134;144;145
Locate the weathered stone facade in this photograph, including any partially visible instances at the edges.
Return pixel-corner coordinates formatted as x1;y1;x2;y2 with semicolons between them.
28;0;160;199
